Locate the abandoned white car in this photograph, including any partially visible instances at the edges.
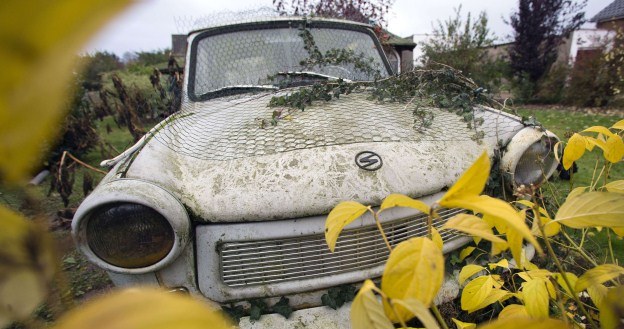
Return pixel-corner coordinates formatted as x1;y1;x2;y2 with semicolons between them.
72;17;559;327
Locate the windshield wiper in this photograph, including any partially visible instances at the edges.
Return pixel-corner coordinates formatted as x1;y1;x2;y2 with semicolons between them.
211;85;279;92
275;71;351;82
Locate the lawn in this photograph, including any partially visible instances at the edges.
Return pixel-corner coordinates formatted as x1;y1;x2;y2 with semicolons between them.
517;106;624;265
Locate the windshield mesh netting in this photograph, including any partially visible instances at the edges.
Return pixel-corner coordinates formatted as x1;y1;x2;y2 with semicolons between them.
104;9;529;163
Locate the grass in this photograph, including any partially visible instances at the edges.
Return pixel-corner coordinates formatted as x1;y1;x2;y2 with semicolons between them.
517;106;624;265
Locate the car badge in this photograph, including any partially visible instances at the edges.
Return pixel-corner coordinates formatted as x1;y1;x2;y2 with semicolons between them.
355;151;383;171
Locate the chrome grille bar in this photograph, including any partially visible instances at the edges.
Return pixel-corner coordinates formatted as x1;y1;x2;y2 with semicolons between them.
219;208;465;287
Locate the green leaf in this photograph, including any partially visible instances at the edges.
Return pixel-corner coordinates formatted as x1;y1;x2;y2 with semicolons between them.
459;265;486;285
439;151;490;203
271;297;292;319
522;279;550;318
575;264;624;293
325;201;368;252
379;194;430;214
562;133;586;170
442;214;506;244
392;298;441;329
350;280;394;329
555;192;624;229
248;299;268;321
382;237;444;321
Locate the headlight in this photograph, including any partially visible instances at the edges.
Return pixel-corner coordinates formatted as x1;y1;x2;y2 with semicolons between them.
87;203;174;268
502;127;559;188
514;136;558;186
73;179;190;274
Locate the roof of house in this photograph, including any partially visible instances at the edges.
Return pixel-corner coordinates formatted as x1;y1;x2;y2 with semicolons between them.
384;31;416;48
591;0;624;22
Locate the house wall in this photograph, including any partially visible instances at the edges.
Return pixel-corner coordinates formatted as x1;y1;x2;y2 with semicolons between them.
597;18;624;31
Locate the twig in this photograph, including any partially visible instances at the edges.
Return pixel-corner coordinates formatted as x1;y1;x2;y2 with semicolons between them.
62;151;107;175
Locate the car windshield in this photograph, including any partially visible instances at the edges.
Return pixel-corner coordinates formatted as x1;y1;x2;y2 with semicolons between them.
190;24;390;99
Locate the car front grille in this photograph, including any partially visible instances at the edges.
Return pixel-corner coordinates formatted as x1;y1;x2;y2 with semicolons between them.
219;208;465;287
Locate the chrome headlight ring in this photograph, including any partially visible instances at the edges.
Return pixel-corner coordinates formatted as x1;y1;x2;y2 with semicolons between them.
72;179;190;274
502;127;559;189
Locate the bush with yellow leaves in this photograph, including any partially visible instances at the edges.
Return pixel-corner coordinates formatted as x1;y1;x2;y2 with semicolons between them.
325;120;624;328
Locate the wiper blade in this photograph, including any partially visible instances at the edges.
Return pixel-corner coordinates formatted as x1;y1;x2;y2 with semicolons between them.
211;85;279;93
276;71;351;82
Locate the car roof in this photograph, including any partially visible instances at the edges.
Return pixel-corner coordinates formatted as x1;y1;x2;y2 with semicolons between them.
187;16;373;36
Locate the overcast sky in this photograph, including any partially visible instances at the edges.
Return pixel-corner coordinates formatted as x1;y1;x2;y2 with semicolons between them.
84;0;614;57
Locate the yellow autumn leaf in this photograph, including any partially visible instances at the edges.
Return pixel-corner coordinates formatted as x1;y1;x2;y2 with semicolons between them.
431;227;443;250
612;119;624;130
555;192;624;229
522;279;550;318
584;135;606;152
575;264;624;293
459;265;486;285
351;280;394;329
380;194;430;214
459;246;476;262
562;133;586;170
391;299;440;329
471;288;510;313
488;259;509;270
325;201;368;252
451;318;476;329
53;288;232;329
478;317;568;329
506;226;524;268
603;134;624;163
498;304;529;320
587;283;608;309
461;275;493;312
566;186;588;200
604;180;624;194
439;151;490;203
442;214;506;244
525;207;560;238
0;206;55;325
582;126;616;138
599;285;624;329
441;194;542;257
553;272;578;298
382;237;444;321
0;0;129;182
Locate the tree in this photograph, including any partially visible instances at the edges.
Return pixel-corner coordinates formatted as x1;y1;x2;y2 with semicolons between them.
273;0;393;26
420;6;502;89
508;0;586;100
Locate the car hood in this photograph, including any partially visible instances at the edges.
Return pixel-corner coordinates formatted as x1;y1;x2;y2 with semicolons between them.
123;90;523;222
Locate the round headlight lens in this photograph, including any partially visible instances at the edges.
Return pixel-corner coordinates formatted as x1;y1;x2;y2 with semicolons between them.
86;203;174;269
514;137;557;186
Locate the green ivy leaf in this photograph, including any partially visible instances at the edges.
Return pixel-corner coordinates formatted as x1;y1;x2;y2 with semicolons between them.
271;297;293;319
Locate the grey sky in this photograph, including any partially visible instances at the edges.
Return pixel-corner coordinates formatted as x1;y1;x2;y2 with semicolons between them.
85;0;614;56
